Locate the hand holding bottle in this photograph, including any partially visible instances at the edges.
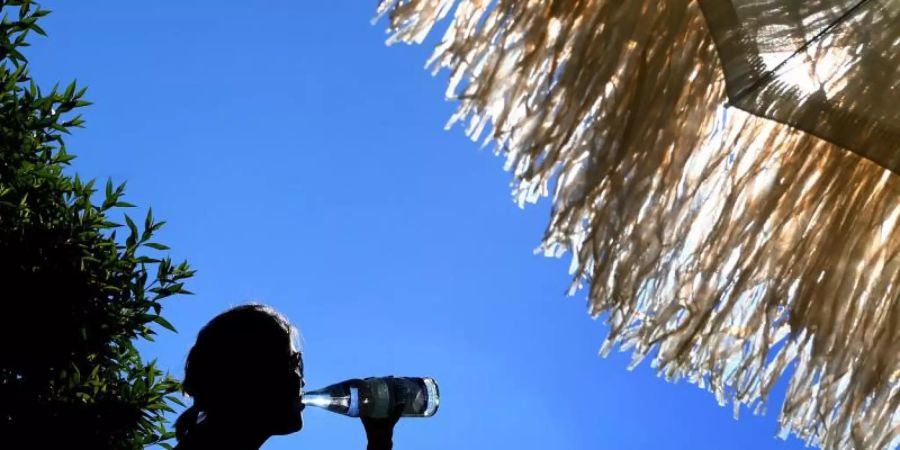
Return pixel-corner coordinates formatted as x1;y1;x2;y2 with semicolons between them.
361;401;404;450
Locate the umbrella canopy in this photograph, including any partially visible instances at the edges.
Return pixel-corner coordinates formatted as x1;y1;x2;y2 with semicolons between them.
375;1;899;449
698;0;900;171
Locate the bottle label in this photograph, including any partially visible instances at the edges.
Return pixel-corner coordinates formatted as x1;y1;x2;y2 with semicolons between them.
348;387;360;417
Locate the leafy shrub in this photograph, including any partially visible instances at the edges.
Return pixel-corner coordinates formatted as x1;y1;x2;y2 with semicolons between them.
0;2;194;448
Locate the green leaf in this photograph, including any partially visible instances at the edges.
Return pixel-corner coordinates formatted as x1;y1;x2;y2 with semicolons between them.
125;214;138;237
145;207;154;230
64;80;76;98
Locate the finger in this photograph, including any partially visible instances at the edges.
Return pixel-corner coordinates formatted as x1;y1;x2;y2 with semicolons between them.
390;402;406;421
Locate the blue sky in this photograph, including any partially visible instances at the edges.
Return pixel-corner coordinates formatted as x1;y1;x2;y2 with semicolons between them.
28;2;807;449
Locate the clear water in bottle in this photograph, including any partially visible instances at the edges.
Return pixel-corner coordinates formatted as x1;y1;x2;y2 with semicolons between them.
301;376;439;418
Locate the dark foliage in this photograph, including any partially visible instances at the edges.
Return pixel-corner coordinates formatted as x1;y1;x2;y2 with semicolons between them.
0;2;194;448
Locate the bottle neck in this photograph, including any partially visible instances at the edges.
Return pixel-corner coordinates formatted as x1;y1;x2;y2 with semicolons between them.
301;386;360;417
301;390;346;409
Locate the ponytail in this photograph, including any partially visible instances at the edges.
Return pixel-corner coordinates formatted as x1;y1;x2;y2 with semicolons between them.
174;404;202;442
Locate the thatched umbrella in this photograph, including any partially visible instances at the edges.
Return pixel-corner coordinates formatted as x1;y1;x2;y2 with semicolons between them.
699;0;899;170
374;1;899;449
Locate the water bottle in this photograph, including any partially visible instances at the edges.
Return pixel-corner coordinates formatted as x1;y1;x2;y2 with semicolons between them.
301;376;439;418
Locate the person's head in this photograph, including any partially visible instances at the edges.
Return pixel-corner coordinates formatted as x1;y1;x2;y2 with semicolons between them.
175;304;304;442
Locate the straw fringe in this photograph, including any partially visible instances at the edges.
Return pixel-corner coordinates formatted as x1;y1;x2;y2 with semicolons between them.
376;1;899;448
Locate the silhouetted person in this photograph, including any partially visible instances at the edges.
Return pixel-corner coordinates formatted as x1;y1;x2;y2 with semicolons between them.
174;304;400;450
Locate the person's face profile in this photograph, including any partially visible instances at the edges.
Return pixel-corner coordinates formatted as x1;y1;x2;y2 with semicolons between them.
277;347;304;434
260;342;304;435
226;333;304;436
